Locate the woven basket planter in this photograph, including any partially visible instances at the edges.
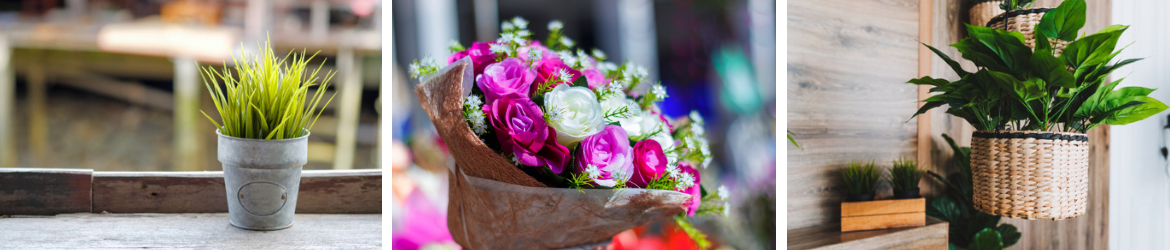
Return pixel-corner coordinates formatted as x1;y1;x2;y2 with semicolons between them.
986;8;1070;56
969;1;1004;27
970;130;1089;220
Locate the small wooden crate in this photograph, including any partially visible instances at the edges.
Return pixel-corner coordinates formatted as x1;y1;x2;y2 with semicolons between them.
840;198;925;232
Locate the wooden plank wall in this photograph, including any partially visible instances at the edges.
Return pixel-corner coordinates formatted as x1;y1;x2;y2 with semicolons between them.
787;0;922;230
927;0;1111;249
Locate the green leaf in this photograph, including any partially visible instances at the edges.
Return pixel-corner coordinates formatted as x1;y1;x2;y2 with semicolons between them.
1038;0;1087;41
989;71;1046;101
927;194;962;222
996;224;1022;247
966;25;1033;72
1060;25;1128;69
1106;96;1168;125
1030;46;1075;88
969;228;1004;250
908;76;952;87
924;43;971;77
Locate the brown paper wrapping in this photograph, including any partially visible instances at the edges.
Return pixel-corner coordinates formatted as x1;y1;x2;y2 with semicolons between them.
416;60;690;249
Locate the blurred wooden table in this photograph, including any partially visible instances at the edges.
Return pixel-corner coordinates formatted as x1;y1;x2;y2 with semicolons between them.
0;19;379;170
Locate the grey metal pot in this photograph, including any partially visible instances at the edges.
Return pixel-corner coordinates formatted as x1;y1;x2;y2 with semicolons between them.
217;130;307;231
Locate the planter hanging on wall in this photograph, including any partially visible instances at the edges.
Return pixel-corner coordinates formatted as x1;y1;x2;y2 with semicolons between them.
970;1;1005;27
970;130;1089;220
986;8;1072;56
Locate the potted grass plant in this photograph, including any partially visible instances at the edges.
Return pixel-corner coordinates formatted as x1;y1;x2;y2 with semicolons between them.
841;160;881;202
909;0;1167;219
890;158;924;199
200;39;336;230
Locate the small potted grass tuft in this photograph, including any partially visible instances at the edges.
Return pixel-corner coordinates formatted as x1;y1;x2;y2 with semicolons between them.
200;39;336;230
890;158;924;199
839;159;927;232
841;160;880;202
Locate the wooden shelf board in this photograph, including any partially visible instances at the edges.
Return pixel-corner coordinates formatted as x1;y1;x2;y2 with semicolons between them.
788;217;948;250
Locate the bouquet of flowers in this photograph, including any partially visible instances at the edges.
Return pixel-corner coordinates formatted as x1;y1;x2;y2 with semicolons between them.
412;17;728;249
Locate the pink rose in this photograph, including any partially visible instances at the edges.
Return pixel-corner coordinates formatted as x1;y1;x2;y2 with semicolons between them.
483;97;570;174
581;67;609;90
447;42;499;76
477;58;538;103
677;163;701;216
573;125;635;187
531;54;583;93
629;140;668;188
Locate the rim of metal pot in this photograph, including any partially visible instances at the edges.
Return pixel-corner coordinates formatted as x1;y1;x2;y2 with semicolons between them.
986;7;1053;26
215;129;311;142
972;130;1089;142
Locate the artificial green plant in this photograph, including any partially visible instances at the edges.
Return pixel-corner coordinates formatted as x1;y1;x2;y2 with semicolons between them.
201;39;337;140
890;158;924;193
909;0;1167;133
841;160;881;198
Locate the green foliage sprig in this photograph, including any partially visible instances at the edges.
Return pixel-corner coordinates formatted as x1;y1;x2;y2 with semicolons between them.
891;158;924;192
201;39;336;140
841;160;881;196
909;0;1167;133
998;0;1034;12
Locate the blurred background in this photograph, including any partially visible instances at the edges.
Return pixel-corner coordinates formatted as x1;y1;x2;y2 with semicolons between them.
389;0;776;249
0;0;383;171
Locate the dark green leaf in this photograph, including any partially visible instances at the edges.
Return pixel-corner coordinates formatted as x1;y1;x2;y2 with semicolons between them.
1038;0;1087;41
967;25;1032;73
989;71;1046;101
924;43;971;77
1030;46;1075;88
927;194;962;222
996;224;1021;247
969;228;1004;250
908;76;952;87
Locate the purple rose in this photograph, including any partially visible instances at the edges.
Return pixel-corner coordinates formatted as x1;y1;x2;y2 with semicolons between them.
477;58;538;103
573;125;635;187
629;140;668;188
447;42;499;76
483;97;570;174
677;163;702;216
581;67;609;90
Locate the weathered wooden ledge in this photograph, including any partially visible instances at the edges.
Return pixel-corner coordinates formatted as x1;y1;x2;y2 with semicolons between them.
787;217;948;250
0;213;382;249
0;168;382;215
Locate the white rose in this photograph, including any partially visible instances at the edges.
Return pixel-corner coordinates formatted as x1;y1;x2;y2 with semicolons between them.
616;107;676;151
544;85;606;148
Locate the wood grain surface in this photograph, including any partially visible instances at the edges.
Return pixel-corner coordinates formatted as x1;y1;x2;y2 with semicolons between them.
0;213;381;249
841;198;925;217
789;217;948;250
0;168;92;215
787;0;922;230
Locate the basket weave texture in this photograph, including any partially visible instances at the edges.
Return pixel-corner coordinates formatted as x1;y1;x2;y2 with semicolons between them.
970;130;1088;220
969;1;1005;27
986;8;1070;56
416;61;690;249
